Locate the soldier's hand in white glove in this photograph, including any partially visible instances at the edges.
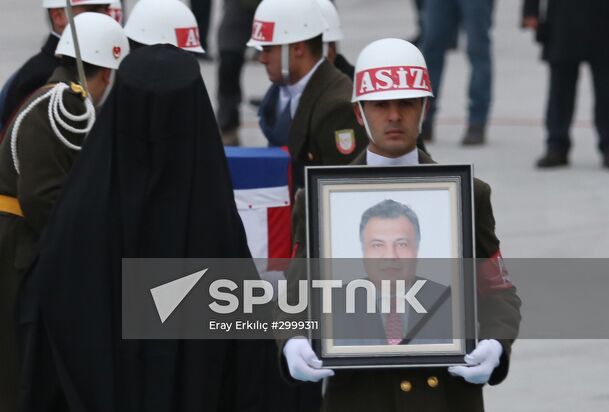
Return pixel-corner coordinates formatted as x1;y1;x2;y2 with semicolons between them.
283;337;335;382
448;339;503;384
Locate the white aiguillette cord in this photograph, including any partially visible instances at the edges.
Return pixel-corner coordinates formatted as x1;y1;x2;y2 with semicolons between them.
11;82;95;175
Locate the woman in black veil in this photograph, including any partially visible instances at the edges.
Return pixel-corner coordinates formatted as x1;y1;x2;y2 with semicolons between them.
17;44;267;412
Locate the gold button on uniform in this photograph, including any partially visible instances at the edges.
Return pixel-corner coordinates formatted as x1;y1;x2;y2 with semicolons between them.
400;380;412;392
427;376;439;388
307;152;314;161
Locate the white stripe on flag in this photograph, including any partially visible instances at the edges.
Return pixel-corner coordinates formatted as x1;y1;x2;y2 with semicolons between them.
234;186;290;210
238;208;268;259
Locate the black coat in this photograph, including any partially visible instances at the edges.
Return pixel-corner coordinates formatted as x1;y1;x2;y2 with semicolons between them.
1;34;60;128
16;45;265;412
522;0;609;63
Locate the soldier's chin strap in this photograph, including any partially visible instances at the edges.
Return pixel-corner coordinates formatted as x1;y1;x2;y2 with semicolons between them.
418;98;427;134
357;101;376;145
358;98;428;146
281;44;290;84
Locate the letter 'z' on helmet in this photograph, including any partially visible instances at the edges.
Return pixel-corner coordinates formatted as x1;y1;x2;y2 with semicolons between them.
316;0;343;42
56;12;130;70
352;38;433;103
124;0;205;54
247;0;327;49
43;0;113;8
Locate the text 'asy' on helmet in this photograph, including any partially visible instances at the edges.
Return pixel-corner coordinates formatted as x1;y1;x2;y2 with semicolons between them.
55;12;130;69
43;0;113;8
351;38;434;103
247;0;328;49
316;0;343;42
124;0;205;54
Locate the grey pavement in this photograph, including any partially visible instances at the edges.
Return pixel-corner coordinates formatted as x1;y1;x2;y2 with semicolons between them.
1;0;608;410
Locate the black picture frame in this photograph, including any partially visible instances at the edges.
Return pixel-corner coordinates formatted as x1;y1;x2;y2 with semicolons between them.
305;164;477;369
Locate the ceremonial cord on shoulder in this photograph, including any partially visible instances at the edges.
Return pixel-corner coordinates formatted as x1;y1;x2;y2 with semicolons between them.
10;82;95;175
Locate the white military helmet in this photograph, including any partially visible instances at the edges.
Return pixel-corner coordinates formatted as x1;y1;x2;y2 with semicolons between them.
353;39;433;143
316;0;343;42
108;0;123;24
247;0;327;49
352;38;433;103
43;0;112;8
124;0;205;54
56;12;129;69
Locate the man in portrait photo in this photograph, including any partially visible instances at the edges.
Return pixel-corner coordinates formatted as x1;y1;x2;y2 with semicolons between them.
332;199;452;347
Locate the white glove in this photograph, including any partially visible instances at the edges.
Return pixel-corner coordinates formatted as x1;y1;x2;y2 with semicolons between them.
283;337;335;382
448;339;503;384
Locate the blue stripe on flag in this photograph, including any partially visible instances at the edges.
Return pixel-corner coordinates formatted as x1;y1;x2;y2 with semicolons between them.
225;147;290;190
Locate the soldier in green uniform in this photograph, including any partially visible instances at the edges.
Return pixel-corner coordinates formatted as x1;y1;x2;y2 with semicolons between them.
0;13;128;411
280;39;521;412
248;0;367;188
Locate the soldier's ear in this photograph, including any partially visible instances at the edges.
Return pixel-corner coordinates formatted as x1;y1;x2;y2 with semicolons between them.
292;41;307;58
101;68;113;85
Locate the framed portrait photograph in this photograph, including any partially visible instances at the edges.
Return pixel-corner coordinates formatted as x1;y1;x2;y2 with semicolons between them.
305;164;477;369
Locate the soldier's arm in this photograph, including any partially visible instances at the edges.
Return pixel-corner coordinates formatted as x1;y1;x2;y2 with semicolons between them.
16;94;84;236
474;180;522;386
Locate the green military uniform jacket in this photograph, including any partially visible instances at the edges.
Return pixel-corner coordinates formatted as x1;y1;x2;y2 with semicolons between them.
288;60;368;188
0;66;88;411
280;149;522;412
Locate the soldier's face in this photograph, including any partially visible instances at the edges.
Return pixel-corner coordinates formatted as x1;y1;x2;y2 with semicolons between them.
362;216;419;285
354;98;424;157
259;45;283;83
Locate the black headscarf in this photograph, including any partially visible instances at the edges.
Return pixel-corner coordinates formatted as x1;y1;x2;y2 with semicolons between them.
18;45;261;412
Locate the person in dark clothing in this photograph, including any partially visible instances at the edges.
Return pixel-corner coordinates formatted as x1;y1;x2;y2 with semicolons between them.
281;38;521;412
0;12;128;411
16;44;266;412
190;0;213;58
215;0;261;146
522;0;609;168
249;0;367;188
0;0;112;131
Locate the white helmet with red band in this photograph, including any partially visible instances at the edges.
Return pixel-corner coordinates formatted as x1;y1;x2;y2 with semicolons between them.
352;38;433;103
316;0;343;42
247;0;328;48
56;12;129;69
124;0;205;54
43;0;112;8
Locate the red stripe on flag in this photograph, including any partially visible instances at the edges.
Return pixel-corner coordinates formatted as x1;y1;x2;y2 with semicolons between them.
267;205;291;256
